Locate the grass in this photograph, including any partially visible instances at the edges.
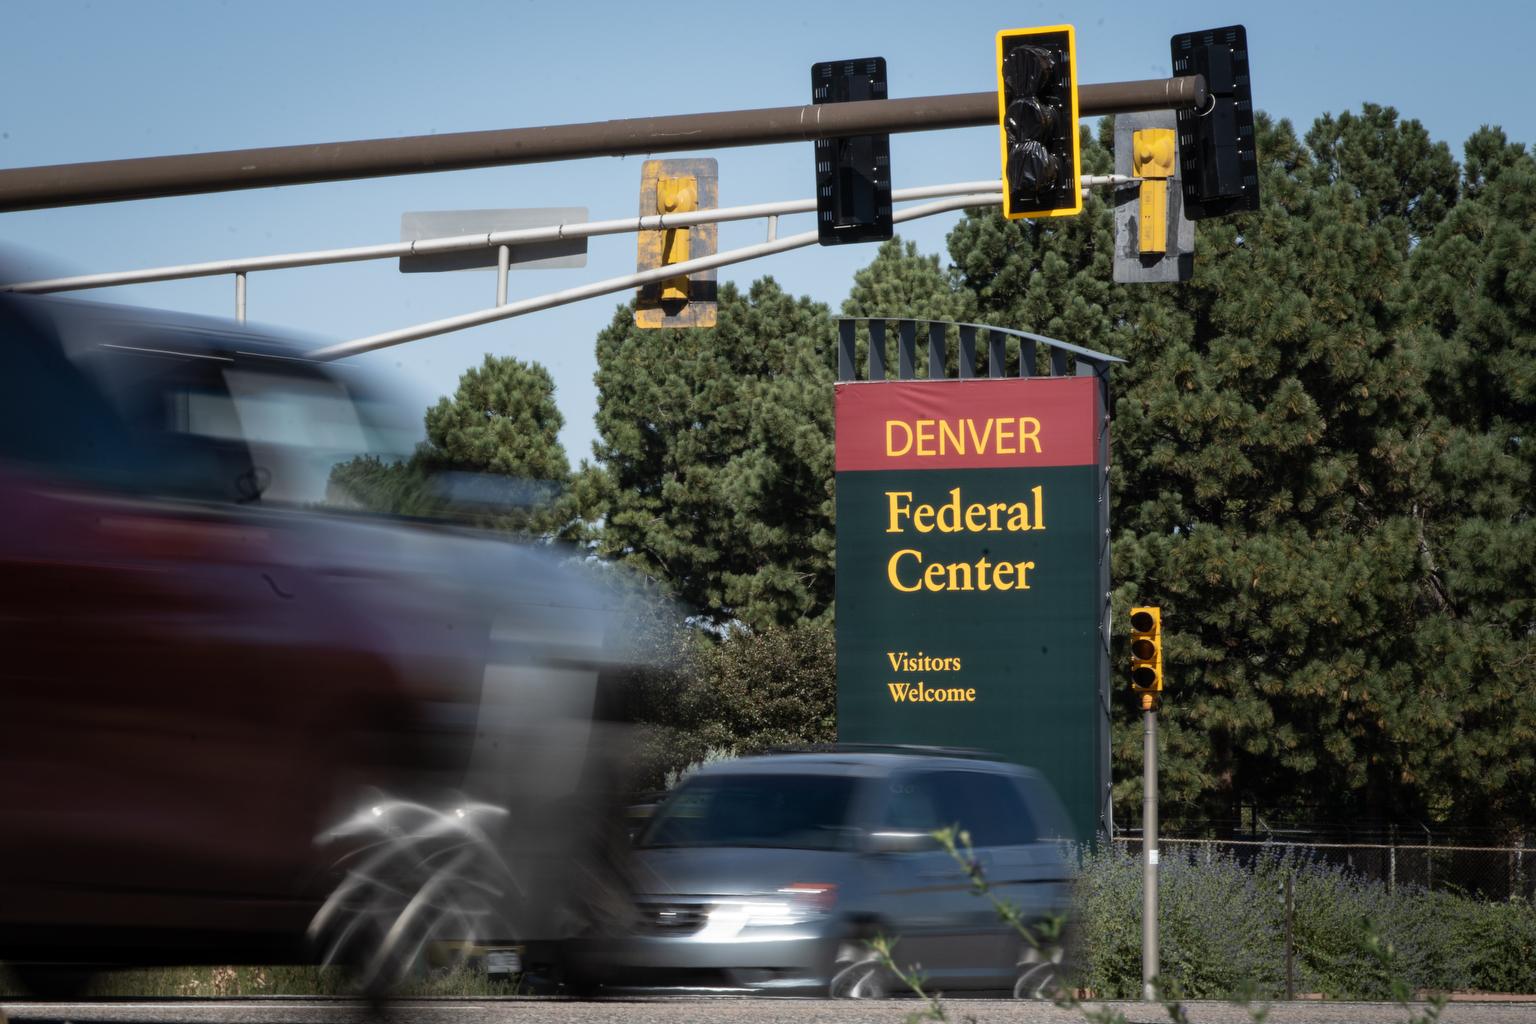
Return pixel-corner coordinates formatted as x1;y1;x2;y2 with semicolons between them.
0;962;518;999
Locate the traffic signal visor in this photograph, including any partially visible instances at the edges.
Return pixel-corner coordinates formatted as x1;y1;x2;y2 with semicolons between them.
1130;606;1163;692
996;24;1081;220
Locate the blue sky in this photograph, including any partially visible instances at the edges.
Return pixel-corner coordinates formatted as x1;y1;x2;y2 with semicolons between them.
3;0;1531;465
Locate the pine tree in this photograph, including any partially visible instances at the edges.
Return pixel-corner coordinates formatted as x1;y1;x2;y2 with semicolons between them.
591;279;836;628
421;354;569;483
842;237;976;323
939;108;1536;831
326;354;574;537
1395;127;1536;827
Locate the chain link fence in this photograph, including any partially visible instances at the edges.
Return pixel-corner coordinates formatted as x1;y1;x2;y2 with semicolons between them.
1116;830;1533;902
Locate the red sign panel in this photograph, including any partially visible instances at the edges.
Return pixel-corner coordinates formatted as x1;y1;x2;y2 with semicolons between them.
834;376;1100;472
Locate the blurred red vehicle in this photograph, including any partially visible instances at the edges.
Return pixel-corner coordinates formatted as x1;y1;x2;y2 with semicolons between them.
0;293;642;993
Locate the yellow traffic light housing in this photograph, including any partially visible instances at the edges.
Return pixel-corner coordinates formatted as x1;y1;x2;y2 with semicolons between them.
636;158;718;329
995;24;1081;220
1130;606;1163;695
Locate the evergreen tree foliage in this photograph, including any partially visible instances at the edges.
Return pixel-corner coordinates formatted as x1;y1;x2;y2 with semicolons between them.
932;108;1536;831
623;619;837;791
1397;127;1536;825
589;279;836;628
842;237;976;324
841;236;978;377
421;354;569;482
324;452;435;516
326;353;575;537
945;125;1118;373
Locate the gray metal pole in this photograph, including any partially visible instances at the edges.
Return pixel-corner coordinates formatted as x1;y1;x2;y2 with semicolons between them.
1142;702;1159;1001
1284;872;1295;999
308;190;996;360
2;178;1047;296
1424;822;1434;891
496;244;509;306
235;272;246;322
0;77;1205;212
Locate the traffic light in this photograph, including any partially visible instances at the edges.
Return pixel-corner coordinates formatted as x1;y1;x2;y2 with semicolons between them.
812;57;893;246
635;158;718;329
1130;607;1163;693
995;25;1081;220
1170;25;1259;219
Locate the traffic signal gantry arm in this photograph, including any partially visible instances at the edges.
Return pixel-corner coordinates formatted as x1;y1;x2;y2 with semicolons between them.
0;78;1206;213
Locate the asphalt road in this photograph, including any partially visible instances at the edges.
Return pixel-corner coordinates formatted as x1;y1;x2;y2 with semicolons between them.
6;998;1536;1024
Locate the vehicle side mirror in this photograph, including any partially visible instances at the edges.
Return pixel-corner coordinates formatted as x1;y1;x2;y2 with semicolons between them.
865;830;940;854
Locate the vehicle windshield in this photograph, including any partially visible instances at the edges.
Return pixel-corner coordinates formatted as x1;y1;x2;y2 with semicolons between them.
212;369;416;505
637;773;860;851
67;339;419;507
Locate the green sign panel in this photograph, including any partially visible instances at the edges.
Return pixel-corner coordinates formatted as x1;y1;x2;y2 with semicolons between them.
835;376;1109;842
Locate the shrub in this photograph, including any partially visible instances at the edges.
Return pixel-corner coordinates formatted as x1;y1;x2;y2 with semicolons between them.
1441;895;1536;993
1073;845;1283;998
1072;843;1536;999
1159;849;1285;997
1072;844;1144;997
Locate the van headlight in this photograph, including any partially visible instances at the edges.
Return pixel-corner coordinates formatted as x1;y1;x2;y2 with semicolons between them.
706;883;838;932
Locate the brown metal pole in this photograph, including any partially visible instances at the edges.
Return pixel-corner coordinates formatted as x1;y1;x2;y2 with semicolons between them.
0;77;1205;213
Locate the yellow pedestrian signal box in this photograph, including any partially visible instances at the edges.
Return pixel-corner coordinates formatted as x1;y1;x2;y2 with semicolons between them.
996;25;1081;220
1132;128;1176;254
1130;606;1163;693
636;158;718;329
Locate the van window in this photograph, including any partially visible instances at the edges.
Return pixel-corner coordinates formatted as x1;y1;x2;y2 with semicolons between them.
638;773;860;851
881;770;1037;848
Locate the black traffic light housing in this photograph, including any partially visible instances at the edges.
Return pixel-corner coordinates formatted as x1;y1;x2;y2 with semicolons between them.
1171;25;1260;219
996;25;1081;220
812;57;893;246
1130;606;1163;694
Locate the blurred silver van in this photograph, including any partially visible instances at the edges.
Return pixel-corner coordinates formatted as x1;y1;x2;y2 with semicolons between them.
578;746;1077;998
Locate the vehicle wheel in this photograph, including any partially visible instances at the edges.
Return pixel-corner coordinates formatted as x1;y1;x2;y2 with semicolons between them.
307;795;515;997
1012;931;1070;1000
828;937;891;999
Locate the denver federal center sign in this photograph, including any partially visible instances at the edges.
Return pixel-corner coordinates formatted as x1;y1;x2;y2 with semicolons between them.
834;319;1118;842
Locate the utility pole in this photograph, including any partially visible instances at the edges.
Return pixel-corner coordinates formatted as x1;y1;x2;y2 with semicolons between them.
0;77;1204;213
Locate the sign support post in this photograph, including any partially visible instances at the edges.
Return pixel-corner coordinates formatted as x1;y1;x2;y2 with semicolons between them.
1142;692;1158;1001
